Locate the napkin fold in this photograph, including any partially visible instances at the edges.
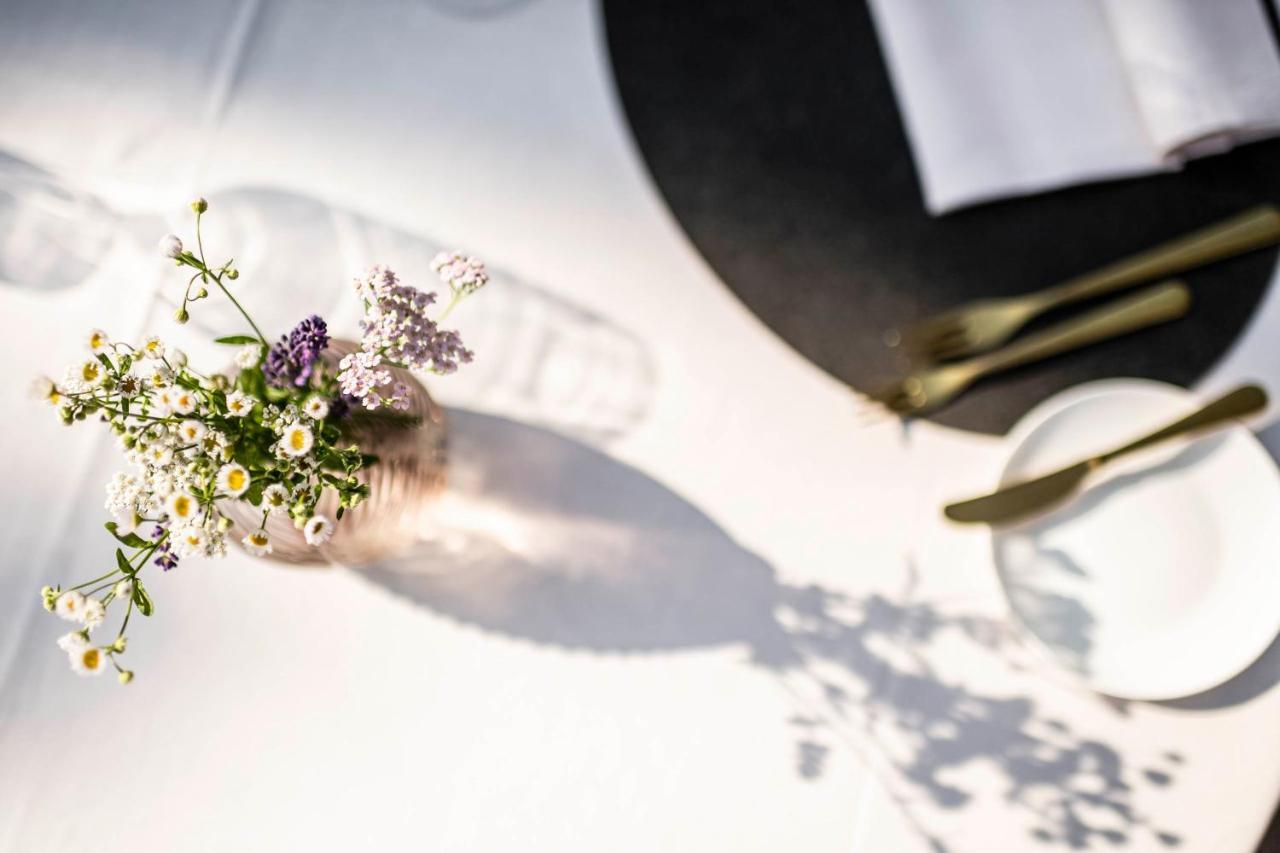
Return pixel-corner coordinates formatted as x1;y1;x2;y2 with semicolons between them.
866;0;1280;214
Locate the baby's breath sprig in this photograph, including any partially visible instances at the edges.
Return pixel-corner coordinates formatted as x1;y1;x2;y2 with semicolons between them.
32;198;487;683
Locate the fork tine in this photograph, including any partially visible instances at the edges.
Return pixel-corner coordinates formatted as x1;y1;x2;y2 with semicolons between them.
925;334;978;363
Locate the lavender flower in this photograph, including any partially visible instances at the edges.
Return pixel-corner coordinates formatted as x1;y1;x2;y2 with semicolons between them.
337;265;477;411
263;315;330;388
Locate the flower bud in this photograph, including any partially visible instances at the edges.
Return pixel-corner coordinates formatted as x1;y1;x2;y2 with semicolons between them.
158;234;183;259
173;308;190;324
118;670;134;685
169;348;188;367
195;287;208;299
191;197;208;214
225;268;239;280
111;636;128;653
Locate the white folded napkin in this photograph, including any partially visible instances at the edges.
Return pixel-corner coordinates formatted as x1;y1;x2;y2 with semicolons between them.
866;0;1280;215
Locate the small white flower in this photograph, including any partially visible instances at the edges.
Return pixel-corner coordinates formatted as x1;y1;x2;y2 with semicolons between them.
82;598;106;630
225;390;255;418
241;530;272;556
159;234;184;259
235;344;264;369
166;492;199;524
113;580;133;601
87;329;110;353
146;365;174;390
199;429;231;461
69;644;108;676
169;390;197;416
280;423;314;458
54;590;86;622
116;372;142;398
174;525;208;558
140;335;166;360
177;419;207;443
303;515;333;546
169;348;188;368
70;359;105;390
112;507;142;537
57;632;88;652
147;444;174;467
216;463;250;497
29;375;61;406
260;483;290;515
303;397;330;420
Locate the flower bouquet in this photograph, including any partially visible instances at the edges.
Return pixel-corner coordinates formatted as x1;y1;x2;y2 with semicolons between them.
34;199;487;682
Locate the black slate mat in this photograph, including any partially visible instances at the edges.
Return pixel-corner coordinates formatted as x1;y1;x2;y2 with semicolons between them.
602;0;1280;434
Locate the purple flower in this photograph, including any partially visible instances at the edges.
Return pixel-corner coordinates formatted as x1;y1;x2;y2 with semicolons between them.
264;315;329;388
151;524;179;571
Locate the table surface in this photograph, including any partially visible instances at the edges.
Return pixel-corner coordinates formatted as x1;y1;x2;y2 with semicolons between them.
2;2;1280;851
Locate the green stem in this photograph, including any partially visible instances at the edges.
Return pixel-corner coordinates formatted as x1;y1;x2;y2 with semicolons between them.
212;274;268;346
437;290;465;323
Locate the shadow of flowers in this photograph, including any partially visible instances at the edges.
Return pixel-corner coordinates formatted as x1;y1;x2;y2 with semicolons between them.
358;409;1184;850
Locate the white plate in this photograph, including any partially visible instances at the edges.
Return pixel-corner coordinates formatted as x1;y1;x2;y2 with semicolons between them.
991;379;1280;700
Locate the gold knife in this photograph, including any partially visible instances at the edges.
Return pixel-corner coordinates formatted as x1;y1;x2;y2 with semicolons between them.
944;384;1268;525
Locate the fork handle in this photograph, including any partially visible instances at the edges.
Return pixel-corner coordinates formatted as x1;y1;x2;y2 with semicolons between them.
1038;206;1280;309
971;281;1190;377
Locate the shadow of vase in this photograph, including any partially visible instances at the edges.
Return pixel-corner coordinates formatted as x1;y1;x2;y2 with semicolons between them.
354;409;1184;851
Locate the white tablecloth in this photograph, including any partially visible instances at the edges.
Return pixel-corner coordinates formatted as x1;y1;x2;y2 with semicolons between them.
2;2;1280;851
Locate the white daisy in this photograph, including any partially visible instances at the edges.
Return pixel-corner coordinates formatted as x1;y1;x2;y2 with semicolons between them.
54;590;86;622
146;365;173;388
177;419;207;443
225;390;255;418
69;644;108;676
70;359;105;390
241;530;272;556
82;598;106;630
199;429;231;461
216;463;250;497
140;335;166;360
174;525;208;558
280;423;314;458
112;507;142;537
303;515;334;546
235;344;264;369
57;632;88;652
87;329;110;353
169;390;197;416
147;444;174;467
166;492;199;524
303;396;330;420
29;375;62;405
116;372;142;398
261;483;291;515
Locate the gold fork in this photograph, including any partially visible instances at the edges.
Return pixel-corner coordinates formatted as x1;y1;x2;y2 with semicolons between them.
892;205;1280;363
870;281;1190;417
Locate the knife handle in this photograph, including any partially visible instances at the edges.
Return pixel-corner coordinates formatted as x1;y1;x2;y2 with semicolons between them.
970;281;1190;378
1099;384;1268;464
1038;205;1280;309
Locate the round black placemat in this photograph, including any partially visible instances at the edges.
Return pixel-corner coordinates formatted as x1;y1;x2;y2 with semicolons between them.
602;0;1280;434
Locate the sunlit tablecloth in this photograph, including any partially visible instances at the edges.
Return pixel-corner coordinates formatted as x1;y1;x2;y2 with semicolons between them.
2;2;1280;851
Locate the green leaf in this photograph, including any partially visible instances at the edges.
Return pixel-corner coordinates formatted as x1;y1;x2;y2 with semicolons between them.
105;522;148;549
335;506;345;520
215;335;261;345
132;581;154;617
115;548;133;575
